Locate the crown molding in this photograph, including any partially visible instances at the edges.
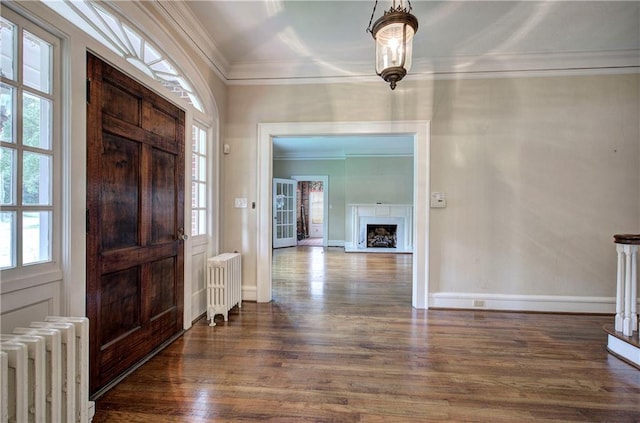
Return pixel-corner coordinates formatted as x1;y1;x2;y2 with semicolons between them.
224;49;639;85
421;49;640;75
127;2;640;87
144;0;231;82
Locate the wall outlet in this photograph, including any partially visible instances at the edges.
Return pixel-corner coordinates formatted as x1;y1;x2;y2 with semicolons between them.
472;299;485;307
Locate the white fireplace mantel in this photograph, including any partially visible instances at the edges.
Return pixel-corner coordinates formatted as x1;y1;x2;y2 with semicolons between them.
345;204;413;253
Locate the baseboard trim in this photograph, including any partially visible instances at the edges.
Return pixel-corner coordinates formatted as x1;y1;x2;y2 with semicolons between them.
327;240;344;247
429;292;616;314
607;334;640;369
242;285;257;302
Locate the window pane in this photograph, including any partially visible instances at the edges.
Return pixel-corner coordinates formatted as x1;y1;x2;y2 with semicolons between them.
198;156;206;181
22;91;52;149
149;59;177;75
143;42;161;64
95;7;129;53
176;77;191;93
0;211;16;269
198;210;206;235
23;30;52;93
198;130;206;154
191;126;198;151
22;210;51;265
0;18;15;80
191;153;199;181
0;83;14;143
123;26;142;58
0;146;16;205
188;93;203;112
22;151;51;205
198;183;206;208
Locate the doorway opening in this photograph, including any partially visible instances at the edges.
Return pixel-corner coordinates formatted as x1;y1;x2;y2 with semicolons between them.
257;121;430;309
293;176;328;247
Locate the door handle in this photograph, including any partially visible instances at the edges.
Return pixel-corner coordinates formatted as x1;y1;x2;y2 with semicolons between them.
177;227;189;241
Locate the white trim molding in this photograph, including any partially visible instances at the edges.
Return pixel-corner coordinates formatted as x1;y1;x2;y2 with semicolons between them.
430;292;617;314
257;121;431;309
242;285;257;302
607;335;640;368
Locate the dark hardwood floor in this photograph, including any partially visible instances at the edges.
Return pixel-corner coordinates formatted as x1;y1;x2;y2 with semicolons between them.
93;247;640;422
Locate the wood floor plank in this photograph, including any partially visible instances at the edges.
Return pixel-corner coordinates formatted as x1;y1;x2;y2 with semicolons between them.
93;247;640;422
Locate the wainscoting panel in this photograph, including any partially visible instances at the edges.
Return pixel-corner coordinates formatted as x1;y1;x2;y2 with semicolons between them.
0;281;61;333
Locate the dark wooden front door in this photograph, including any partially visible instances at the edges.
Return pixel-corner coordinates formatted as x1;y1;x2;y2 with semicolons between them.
86;53;185;395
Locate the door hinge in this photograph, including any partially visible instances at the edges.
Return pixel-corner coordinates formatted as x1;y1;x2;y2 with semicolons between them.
86;209;90;233
86;79;91;104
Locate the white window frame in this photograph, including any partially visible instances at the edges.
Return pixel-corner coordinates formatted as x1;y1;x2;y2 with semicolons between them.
190;121;209;239
0;7;61;284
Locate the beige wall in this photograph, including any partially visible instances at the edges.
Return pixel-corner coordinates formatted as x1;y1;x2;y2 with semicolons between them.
345;157;414;204
225;73;640;305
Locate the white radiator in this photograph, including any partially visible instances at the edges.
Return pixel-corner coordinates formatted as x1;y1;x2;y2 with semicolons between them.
207;252;242;326
0;317;95;423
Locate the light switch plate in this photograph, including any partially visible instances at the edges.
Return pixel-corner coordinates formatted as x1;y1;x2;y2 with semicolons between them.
234;197;248;208
430;192;446;208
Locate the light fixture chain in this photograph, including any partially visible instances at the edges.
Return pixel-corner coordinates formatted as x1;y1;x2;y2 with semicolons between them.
366;0;379;33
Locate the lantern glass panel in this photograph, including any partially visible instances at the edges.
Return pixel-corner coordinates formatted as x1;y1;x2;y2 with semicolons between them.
375;22;415;73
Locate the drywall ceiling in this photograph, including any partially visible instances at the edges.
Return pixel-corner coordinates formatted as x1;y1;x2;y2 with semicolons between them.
272;135;414;159
161;0;639;83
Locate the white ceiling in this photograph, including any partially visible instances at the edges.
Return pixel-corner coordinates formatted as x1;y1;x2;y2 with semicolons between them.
154;1;639;157
167;1;639;83
273;135;414;159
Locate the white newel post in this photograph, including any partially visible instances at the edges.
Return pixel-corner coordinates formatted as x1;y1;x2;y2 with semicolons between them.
615;244;625;332
613;234;640;337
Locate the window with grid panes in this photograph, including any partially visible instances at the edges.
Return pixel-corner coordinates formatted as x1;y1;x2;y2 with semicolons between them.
0;12;59;270
191;123;208;237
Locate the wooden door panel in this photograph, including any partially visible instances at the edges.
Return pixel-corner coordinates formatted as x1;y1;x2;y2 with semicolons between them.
149;257;176;317
100;133;140;250
151;148;176;244
87;53;184;396
103;83;141;125
99;267;141;344
144;103;179;139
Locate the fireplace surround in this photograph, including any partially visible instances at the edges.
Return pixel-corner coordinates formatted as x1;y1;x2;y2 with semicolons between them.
346;204;412;253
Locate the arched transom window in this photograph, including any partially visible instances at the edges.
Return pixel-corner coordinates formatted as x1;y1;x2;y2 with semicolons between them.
42;0;204;112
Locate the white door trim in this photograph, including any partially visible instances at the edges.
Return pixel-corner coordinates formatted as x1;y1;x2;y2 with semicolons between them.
257;121;431;308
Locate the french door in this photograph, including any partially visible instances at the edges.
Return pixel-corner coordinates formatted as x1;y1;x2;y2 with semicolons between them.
273;178;297;248
86;53;185;395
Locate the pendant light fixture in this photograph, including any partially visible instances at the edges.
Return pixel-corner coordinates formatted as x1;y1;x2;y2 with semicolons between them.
366;0;418;90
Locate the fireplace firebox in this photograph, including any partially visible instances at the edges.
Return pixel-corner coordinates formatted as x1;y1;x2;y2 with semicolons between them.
366;224;397;248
